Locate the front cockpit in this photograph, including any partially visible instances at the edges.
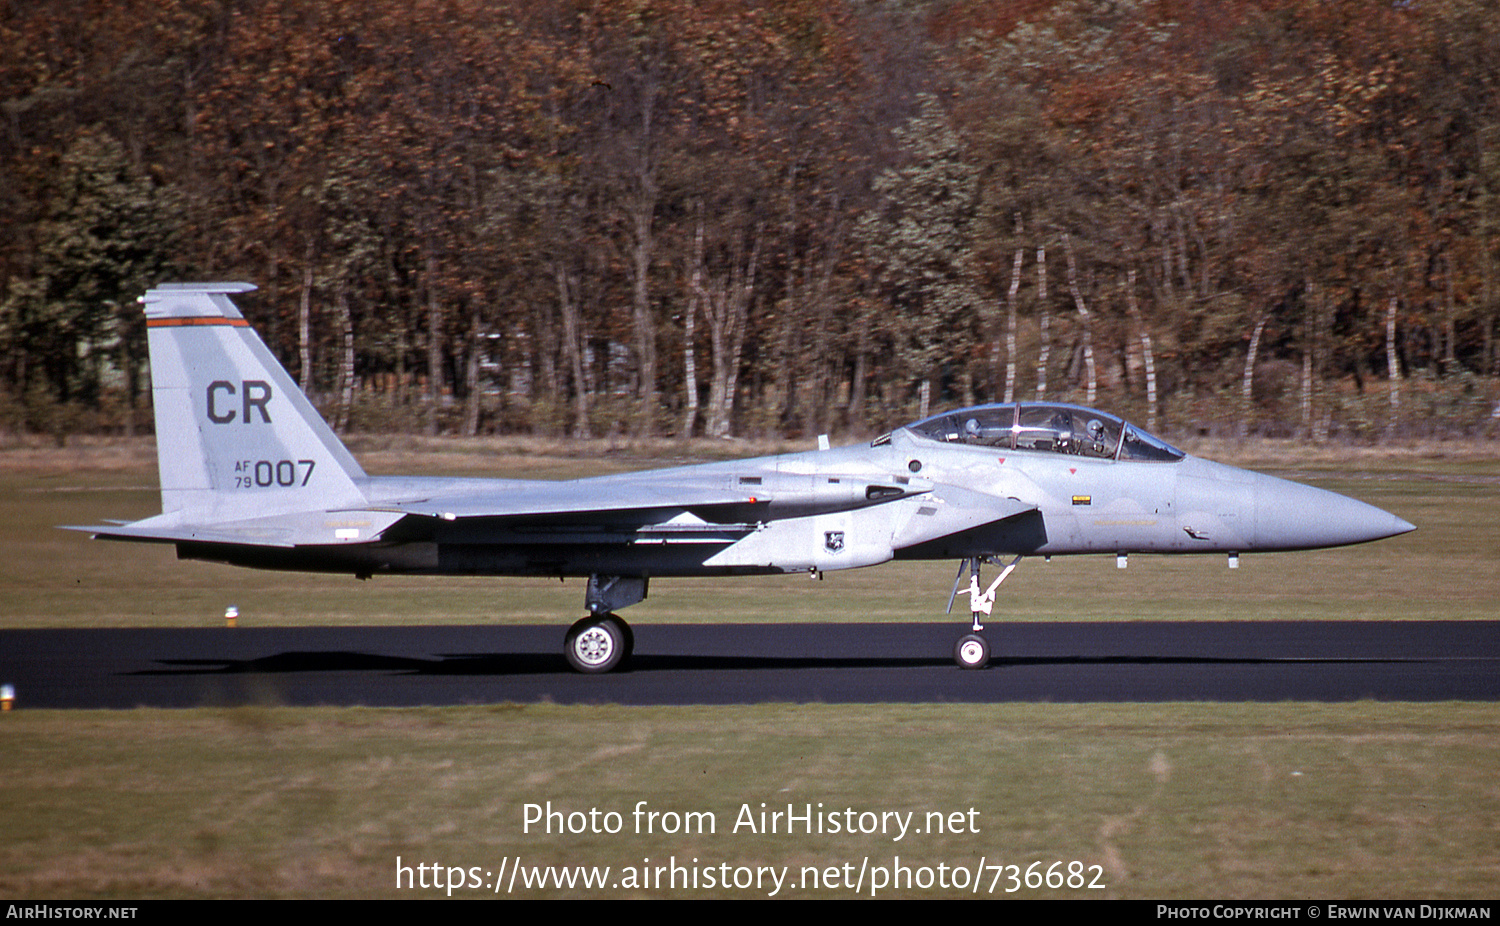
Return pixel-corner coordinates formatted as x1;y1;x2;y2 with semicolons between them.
891;402;1185;463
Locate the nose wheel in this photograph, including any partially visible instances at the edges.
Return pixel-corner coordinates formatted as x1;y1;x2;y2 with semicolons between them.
954;633;990;669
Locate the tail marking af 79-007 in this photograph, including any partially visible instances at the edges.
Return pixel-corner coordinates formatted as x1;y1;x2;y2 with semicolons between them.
70;283;1416;672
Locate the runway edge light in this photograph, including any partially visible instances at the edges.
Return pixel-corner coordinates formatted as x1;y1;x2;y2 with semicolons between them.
225;606;238;628
1;684;14;711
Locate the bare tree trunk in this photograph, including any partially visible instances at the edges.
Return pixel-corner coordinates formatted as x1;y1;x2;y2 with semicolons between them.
681;297;699;438
1311;290;1329;443
1483;230;1498;376
115;301;137;437
776;166;801;431
769;302;795;430
694;224;761;438
1124;269;1157;431
1035;244;1049;401
802;199;844;434
553;261;591;439
1003;238;1023;403
628;199;657;435
388;255;408;409
623;84;662;436
681;213;704;438
848;325;869;428
425;252;443;437
1443;254;1457;375
704;301;731;438
1297;283;1319;440
395;326;408;409
1300;347;1313;438
1385;295;1401;437
463;306;481;437
722;290;750;435
1063;235;1097;405
298;253;314;395
1241;313;1267;439
334;285;354;434
1485;264;1497;376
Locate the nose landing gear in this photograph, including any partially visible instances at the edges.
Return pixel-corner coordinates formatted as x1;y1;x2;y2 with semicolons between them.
947;555;1022;669
954;633;990;669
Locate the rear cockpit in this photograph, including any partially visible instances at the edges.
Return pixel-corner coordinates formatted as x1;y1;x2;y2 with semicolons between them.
892;402;1184;463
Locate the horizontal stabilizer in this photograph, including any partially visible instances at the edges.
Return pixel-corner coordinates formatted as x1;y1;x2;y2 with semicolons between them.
66;509;407;548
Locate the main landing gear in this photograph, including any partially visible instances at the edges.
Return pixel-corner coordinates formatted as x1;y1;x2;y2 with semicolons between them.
947;555;1022;670
564;612;635;674
562;574;647;674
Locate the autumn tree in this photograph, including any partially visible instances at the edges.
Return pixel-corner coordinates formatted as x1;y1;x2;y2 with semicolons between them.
1;128;181;433
857;93;985;418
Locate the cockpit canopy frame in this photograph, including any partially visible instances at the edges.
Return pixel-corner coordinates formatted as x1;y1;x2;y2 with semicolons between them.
893;403;1184;463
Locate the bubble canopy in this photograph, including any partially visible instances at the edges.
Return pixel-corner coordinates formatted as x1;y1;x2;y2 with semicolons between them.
896;403;1185;463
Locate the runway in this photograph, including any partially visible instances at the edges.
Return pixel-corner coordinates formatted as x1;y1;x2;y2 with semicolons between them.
2;621;1496;708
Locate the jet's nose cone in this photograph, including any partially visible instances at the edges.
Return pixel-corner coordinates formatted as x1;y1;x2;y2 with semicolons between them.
1254;473;1414;550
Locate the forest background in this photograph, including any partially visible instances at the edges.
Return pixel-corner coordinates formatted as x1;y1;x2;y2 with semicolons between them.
4;0;1499;445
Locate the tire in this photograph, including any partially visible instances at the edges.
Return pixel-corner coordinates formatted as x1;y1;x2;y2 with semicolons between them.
603;613;635;660
564;614;627;674
954;633;990;670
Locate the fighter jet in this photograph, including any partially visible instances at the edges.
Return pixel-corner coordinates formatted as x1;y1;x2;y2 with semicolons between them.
70;283;1415;672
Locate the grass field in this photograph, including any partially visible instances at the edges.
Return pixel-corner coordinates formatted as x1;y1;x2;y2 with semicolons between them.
2;437;1497;899
4;704;1499;899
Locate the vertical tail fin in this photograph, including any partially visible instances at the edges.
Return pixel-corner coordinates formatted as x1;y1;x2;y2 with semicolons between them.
143;283;367;521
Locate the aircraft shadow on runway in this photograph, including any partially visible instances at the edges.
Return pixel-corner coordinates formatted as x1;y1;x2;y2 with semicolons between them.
132;650;1415;677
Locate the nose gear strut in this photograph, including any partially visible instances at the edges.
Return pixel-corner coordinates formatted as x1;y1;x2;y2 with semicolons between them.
946;555;1022;668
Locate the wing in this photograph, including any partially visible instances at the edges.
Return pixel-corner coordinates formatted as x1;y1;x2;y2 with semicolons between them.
362;467;932;525
891;486;1039;552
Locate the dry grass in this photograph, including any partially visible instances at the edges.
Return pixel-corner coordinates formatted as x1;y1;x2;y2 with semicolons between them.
2;704;1497;899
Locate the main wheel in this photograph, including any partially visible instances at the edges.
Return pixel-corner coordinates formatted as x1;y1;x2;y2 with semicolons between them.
602;613;634;661
954;633;990;670
564;614;628;674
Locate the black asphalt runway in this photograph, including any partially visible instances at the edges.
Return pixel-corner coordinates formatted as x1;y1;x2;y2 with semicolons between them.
2;621;1497;708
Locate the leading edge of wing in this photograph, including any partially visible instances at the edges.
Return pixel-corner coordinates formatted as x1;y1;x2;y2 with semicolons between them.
366;480;770;522
891;486;1038;552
